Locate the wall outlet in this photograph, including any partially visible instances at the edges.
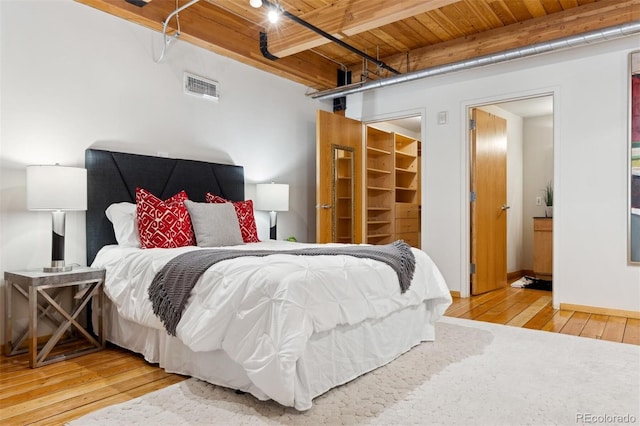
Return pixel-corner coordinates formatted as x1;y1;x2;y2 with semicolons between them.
535;196;542;206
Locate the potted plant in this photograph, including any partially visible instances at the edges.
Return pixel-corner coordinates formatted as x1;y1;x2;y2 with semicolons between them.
544;181;553;217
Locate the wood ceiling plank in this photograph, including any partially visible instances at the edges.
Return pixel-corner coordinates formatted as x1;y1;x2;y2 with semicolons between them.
427;9;470;39
375;21;423;52
450;2;494;32
462;1;505;29
522;0;549;18
488;1;520;25
412;13;459;42
266;0;458;57
502;1;536;22
559;0;580;8
540;0;565;14
399;17;446;47
350;0;639;80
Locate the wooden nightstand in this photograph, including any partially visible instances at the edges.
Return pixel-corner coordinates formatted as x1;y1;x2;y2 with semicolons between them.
4;267;105;368
533;217;553;280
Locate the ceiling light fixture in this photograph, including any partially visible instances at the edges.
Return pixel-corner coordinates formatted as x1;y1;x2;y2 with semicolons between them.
258;0;400;77
267;8;279;23
249;0;262;8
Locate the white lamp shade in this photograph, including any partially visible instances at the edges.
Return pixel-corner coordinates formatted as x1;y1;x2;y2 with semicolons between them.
27;165;87;211
255;183;289;212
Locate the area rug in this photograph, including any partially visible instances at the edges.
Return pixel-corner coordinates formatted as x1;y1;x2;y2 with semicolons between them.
68;317;639;425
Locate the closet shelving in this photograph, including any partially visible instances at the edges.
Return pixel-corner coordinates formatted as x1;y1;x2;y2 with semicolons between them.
366;126;420;247
365;128;421;247
366;127;395;244
335;152;354;243
394;133;420;247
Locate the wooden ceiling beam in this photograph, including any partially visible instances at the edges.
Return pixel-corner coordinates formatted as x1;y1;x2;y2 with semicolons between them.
75;0;338;90
266;0;458;58
349;0;640;82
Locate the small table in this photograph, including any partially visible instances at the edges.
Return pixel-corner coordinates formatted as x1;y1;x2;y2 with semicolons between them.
4;267;106;368
533;217;553;280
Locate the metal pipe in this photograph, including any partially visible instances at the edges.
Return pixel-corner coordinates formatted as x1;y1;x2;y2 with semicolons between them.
163;0;201;35
155;0;201;63
261;0;400;75
309;21;640;100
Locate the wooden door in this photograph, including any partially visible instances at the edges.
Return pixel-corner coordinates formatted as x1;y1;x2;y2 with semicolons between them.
470;108;508;295
316;110;363;243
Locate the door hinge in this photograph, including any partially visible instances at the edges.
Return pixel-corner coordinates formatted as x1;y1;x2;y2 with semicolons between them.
469;119;476;131
470;263;476;274
470;191;476;202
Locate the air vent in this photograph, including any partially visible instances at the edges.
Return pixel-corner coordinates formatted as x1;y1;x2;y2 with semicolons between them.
184;72;219;102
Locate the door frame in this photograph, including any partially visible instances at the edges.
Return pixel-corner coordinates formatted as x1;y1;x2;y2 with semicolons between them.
359;108;426;142
460;89;559;302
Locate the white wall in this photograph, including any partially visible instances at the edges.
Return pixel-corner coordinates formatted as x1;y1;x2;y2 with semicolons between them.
0;0;329;341
346;36;640;311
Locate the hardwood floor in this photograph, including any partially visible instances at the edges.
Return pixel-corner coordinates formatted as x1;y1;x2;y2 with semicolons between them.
2;286;638;425
445;286;640;344
0;345;186;425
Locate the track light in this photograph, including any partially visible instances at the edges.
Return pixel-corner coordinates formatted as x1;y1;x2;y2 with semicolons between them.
267;8;279;23
249;0;262;8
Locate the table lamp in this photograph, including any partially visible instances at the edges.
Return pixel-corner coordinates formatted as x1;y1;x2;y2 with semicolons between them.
27;165;87;272
255;182;289;240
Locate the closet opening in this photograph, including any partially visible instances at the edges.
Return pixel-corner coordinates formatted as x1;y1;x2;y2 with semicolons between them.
468;94;554;297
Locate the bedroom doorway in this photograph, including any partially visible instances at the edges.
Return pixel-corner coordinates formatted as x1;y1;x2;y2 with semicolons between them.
468;94;555;297
316;110;364;243
470;108;508;295
316;110;422;245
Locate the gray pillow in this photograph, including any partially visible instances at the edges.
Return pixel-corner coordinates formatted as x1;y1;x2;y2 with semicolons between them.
184;200;244;247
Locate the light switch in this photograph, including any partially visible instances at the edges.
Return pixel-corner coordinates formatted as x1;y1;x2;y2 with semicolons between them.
536;196;542;206
437;111;448;125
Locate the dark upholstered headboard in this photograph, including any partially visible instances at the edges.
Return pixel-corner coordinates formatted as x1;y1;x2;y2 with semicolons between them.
85;149;244;265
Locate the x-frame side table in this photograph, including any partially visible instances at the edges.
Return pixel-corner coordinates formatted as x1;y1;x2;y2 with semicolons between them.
4;267;105;368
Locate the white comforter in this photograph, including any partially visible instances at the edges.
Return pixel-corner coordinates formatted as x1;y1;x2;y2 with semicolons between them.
92;240;452;408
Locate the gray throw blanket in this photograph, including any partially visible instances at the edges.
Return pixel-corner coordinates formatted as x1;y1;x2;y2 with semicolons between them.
149;240;415;336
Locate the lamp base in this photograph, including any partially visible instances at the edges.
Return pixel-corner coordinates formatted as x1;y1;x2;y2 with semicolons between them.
43;261;73;273
269;211;278;240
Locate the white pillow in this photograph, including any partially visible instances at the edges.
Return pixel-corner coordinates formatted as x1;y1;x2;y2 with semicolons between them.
105;202;140;247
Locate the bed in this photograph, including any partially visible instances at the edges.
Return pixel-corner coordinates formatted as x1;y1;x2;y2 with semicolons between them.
85;148;452;411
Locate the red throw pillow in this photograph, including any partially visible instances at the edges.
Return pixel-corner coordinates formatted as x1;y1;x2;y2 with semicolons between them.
205;193;260;243
136;188;195;248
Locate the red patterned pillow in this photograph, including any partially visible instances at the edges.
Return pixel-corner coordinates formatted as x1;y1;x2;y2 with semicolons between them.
205;193;260;243
136;188;195;248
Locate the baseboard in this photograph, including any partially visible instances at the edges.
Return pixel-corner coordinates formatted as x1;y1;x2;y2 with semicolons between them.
450;291;461;298
559;303;640;320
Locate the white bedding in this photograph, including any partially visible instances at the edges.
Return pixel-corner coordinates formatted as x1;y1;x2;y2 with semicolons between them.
92;240;452;410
